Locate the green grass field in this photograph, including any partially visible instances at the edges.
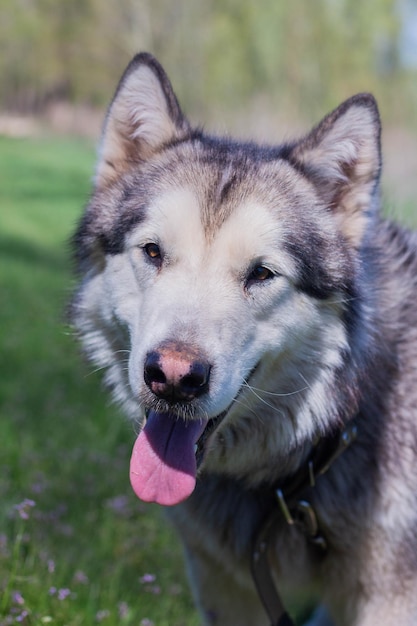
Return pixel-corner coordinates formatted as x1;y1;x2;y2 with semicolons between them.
0;136;199;626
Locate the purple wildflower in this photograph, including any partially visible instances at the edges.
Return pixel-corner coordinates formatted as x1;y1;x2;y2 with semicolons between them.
12;591;25;605
57;588;71;601
96;609;110;621
118;602;129;618
73;570;89;584
105;495;131;516
14;499;36;520
139;573;156;584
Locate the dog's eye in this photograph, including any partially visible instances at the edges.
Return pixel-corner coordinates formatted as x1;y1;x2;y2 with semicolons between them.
144;243;161;261
248;265;274;283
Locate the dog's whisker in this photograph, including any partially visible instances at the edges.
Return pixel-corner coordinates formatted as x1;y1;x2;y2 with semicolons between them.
242;381;308;398
84;364;108;377
297;372;312;390
240;382;289;414
242;380;282;408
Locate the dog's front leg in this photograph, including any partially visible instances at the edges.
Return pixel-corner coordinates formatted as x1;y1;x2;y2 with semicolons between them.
183;543;270;626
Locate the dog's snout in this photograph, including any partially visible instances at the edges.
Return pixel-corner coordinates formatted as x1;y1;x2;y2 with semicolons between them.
144;344;211;403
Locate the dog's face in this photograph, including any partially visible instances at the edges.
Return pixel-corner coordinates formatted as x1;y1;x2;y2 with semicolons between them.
72;54;381;503
108;157;346;420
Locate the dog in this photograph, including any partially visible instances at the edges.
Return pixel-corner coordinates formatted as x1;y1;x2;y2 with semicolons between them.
71;52;417;625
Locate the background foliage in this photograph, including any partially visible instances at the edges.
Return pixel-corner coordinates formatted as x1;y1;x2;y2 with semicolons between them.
1;0;417;127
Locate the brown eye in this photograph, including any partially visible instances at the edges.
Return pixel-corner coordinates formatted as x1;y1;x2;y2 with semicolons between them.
248;265;274;283
144;243;161;260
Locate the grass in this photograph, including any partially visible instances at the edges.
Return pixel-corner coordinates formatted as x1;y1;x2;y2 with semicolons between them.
0;136;199;626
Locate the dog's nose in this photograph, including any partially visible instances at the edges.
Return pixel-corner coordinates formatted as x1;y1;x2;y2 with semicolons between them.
144;344;211;403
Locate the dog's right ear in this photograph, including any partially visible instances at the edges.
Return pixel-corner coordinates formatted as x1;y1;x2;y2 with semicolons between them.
95;53;190;189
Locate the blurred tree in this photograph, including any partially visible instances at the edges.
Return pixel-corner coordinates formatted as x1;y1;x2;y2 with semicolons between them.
0;0;415;127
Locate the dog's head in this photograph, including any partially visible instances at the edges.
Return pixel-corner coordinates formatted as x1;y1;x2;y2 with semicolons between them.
72;53;381;504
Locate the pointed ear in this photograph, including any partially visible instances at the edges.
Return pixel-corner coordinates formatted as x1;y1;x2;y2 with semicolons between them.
288;94;381;246
95;53;190;188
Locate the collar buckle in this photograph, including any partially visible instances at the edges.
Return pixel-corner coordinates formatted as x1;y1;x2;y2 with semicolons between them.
276;424;357;548
276;491;327;550
317;424;357;478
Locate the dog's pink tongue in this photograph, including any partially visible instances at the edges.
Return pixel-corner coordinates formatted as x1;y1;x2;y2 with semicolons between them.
130;411;207;506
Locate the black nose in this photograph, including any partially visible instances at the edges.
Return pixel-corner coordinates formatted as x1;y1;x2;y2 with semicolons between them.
144;345;211;403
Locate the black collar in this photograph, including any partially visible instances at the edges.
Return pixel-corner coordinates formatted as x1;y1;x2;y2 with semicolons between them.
250;423;357;626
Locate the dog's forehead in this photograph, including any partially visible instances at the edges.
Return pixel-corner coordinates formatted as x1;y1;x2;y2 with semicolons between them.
126;166;308;283
141;184;285;254
148;142;314;240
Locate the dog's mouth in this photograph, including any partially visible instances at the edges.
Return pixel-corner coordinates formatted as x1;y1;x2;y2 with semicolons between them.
129;366;257;507
129;408;227;507
195;411;226;466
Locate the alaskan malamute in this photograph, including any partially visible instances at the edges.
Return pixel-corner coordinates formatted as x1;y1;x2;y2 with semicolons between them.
71;53;417;625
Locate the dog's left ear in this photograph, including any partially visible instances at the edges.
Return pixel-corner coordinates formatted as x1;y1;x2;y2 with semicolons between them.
288;94;381;247
95;53;190;189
